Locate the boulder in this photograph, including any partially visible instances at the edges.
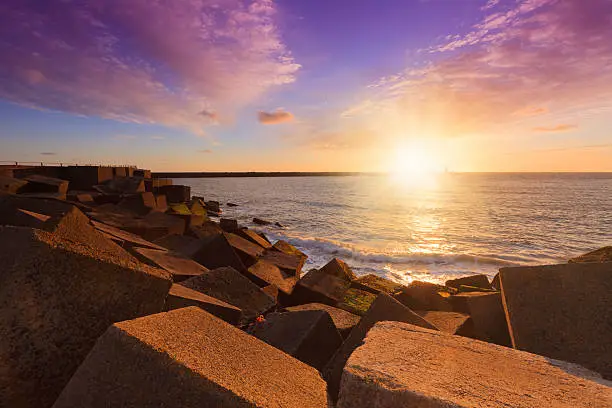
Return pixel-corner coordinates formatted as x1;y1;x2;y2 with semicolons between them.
227;202;239;207
220;217;239;232
117;192;157;215
237;227;273;249
350;274;403;295
193;232;264;272
261;249;305;276
500;262;612;379
90;220;167;251
337;288;376;316
165;284;241;324
0;175;28;194
180;267;275;322
251;310;343;371
133;247;209;282
569;246;612;263
288;268;351;306
415;310;474;336
0;226;171;408
154;234;202;258
286;303;360;338
60;166;114;190
158;185;190;203
394;280;453;311
53;307;329;408
320;258;356;281
450;291;511;347
324;293;437;401
446;274;492;290
23;174;69;194
253;217;271;225
246;259;298;295
337;321;612;408
204;200;221;213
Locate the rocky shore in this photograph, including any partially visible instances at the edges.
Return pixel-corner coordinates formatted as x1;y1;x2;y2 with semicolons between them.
0;165;611;407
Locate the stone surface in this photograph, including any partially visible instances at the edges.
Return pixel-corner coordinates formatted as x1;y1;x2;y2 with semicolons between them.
246;259;297;295
154;234;202;258
337;288;376;316
415;310;474;336
237;227;273;249
0;175;28;194
205;200;221;213
289;268;351;306
165;284;242;324
220;217;239;232
320;258;356;281
158;184;190;203
188;220;223;243
500;262;612;379
122;211;186;241
450;291;512;346
134;247;209;282
193;232;263;272
53;309;329;408
0;226;171;408
90;220;167;251
60;166;114;190
446;273;492;290
96;177;145;194
253;217;271;225
24;174;69;194
394;280;453;311
337;321;612;408
180;267;275;322
286;303;360;338
569;246;612;263
261;249;305;276
350;274;403;295
273;239;306;259
251;310;343;371
117;192;157;215
324;293;437;400
133;169;152;178
154;194;168;212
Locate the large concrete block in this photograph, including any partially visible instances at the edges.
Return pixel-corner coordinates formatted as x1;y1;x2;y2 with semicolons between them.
134;247;209;282
246;259;297;295
53;307;329;408
261;249;305;276
180;266;275;322
90;220;167;251
220;217;239;232
450;291;512;346
23;174;69;194
133;169;151;178
165;284;242;324
237;227;273;249
60;166;114;190
320;258;356;281
117;192;157;215
194;232;264;272
337;321;612;408
286;303;360;339
289;268;351;306
154;234;202;258
0;175;28;194
350;274;403;295
158;184;190;203
569;246;612;263
273;239;306;259
0;226;171;408
122;211;186;241
415;310;474;336
446;273;492;290
251;310;343;371
324;293;437;401
188;220;223;243
500;263;612;379
96;177;145;194
394;280;453;311
337;288;376;316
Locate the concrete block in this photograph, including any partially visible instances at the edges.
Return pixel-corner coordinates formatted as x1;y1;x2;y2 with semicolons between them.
337;288;376;316
446;273;492;290
450;291;511;347
273;239;306;259
289;268;351;306
90;220;167;251
237;227;273;249
569;246;612;263
117;192;157;215
246;259;297;295
165;284;242;325
133;169;151;178
286;303;360;338
394;280;453;311
350;274;403;295
60;166;114;190
261;249;305;276
415;310;474;336
220;217;239;232
134;247;209;282
23;174;69;194
188;220;223;243
193;232;264;272
320;258;356;281
0;175;28;194
153;234;202;258
158;184;190;203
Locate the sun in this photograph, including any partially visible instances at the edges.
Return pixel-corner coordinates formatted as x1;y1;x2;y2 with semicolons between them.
390;143;444;176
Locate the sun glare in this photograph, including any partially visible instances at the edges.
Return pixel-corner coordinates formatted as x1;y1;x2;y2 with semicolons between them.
388;142;444;187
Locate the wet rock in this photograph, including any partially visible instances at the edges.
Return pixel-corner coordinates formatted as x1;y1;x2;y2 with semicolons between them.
275;221;284;228
350;274;403;295
287;268;351;307
180;266;275;322
337;321;612;408
246;259;297;295
569;246;612;263
237;227;273;249
251;310;343;371
450;291;511;347
0;226;171;408
394;280;453;311
226;202;238;207
0;175;28;194
205;200;221;213
320;258;356;281
500;262;612;379
324;293;437;401
337;288;377;316
286;303;361;338
415;310;474;336
446;274;492;291
261;249;305;276
253;217;272;225
23;174;69;194
193;232;264;272
220;217;239;232
165;284;241;324
53;307;329;408
133;247;209;282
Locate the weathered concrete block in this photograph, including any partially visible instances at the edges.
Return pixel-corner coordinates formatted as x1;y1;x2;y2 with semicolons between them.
246;259;297;295
189;198;207;216
286;303;360;338
152;177;173;189
0;175;28;194
220;217;239;232
261;249;305;276
569;246;612;263
154;194;168;212
134;247;209;282
23;174;69;194
415;310;474;336
121;212;186;242
59;166;114;190
273;239;306;259
154;234;202;258
450;291;511;347
237;227;273;249
180;267;275;322
90;220;167;251
165;284;242;324
337;321;612;408
193;232;264;272
500;262;612;379
158;184;190;203
337;288;376;316
394;280;453;311
320;258;356;281
188;220;223;243
324;293;437;401
117;192;157;215
204;200;221;213
66;192;95;204
251;310;343;371
53;307;329;408
350;274;403;295
289;268;351;306
113;166;127;178
0;226;171;408
133;169;151;178
446;273;492;290
168;202;192;215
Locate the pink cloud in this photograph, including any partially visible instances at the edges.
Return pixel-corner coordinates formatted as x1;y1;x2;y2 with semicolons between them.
0;0;299;134
258;110;294;124
532;124;577;133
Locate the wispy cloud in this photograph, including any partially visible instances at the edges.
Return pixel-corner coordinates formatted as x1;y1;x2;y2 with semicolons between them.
40;152;56;156
258;110;294;125
198;149;213;154
0;0;299;134
532;124;577;133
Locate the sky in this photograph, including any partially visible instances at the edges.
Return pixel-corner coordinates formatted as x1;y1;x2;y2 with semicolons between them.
0;0;611;172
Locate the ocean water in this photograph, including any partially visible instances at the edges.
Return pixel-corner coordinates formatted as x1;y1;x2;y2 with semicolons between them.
178;173;612;285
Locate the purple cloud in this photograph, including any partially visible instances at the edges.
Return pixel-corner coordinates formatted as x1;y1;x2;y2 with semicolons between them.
258;109;294;124
0;0;299;134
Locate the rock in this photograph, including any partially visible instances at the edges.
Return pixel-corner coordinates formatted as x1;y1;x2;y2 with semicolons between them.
337;288;376;316
133;247;209;282
273;239;306;259
205;200;221;213
261;249;305;276
96;177;145;194
227;202;238;207
286;303;361;338
491;272;500;290
220;217;239;232
569;246;612;263
288;268;351;306
323;293;437;401
275;221;284;228
446;274;492;290
189;199;207;216
500;262;612;379
320;258;356;281
246;259;297;295
253;217;271;225
172;213;204;230
60;166;114;190
66;192;95;204
188;220;223;243
350;274;403;295
113;166;128;178
262;284;279;301
117;192;157;215
337;321;612;408
90;220;167;251
133;169;151;178
394;280;453;311
129;211;186;241
153;234;202;258
193;232;264;272
23;174;69;194
154;194;168;212
0;175;28;194
0;226;171;408
165;284;241;324
237;227;273;249
180;266;275;322
168;202;191;215
449;291;511;347
251;310;343;371
415;310;474;336
53;307;329;408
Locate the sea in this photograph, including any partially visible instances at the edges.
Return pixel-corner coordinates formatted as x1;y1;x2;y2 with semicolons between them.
177;173;612;285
